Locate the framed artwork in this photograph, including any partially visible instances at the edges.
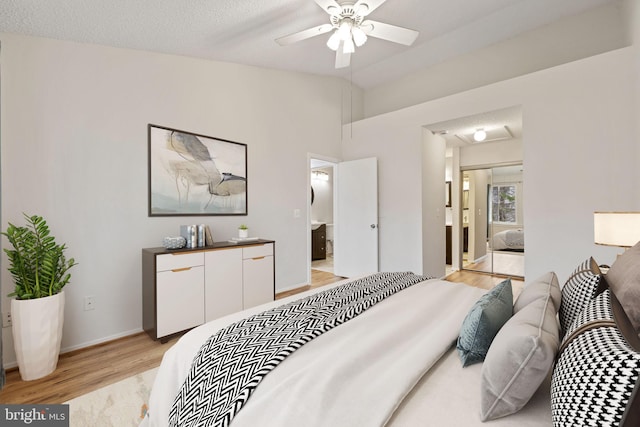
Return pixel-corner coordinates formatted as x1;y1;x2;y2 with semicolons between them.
148;124;247;216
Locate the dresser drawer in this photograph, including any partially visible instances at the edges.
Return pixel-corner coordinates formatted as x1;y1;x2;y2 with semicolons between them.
156;251;204;272
243;243;273;259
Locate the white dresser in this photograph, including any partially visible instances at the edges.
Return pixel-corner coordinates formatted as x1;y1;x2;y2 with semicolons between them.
142;240;275;341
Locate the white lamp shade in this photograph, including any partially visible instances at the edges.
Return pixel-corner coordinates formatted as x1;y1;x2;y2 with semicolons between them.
594;212;640;247
343;37;355;54
352;27;368;47
327;31;341;51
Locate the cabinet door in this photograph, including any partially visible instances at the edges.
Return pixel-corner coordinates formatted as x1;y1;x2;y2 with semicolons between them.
204;248;243;322
243;255;274;309
156;266;205;338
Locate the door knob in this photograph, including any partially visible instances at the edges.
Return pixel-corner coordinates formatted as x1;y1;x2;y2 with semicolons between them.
370;224;377;229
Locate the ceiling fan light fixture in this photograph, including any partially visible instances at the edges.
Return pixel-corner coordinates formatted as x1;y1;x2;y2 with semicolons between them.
352;26;368;47
326;31;341;51
275;0;419;70
473;129;487;142
343;36;355;54
337;20;352;40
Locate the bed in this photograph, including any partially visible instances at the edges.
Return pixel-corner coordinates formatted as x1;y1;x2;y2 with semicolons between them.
490;228;524;251
141;253;640;427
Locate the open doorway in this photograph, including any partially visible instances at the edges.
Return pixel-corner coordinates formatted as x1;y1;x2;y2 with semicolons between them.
427;105;523;278
461;165;524;278
309;158;336;275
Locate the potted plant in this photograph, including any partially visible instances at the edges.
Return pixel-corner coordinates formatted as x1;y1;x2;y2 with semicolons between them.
238;224;249;239
2;213;77;380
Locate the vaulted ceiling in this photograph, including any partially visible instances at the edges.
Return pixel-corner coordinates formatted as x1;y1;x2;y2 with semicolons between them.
0;0;623;89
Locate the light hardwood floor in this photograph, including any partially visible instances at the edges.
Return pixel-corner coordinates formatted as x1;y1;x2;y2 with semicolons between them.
0;269;514;404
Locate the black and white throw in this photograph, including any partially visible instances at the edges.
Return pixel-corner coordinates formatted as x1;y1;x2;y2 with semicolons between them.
168;271;429;427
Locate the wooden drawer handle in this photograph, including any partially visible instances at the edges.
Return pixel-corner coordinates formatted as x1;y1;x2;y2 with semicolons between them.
251;256;266;260
172;267;192;272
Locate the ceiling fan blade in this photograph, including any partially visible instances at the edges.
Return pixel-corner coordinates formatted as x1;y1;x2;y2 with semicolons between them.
276;24;333;46
361;20;419;46
335;48;351;69
353;0;387;17
313;0;342;15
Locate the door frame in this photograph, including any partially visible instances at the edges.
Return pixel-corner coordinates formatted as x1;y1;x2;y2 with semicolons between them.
307;153;340;284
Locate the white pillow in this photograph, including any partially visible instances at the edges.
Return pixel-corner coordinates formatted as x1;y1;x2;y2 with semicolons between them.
480;294;560;421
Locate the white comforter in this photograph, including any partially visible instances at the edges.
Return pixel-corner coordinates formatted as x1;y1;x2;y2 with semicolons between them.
142;277;487;427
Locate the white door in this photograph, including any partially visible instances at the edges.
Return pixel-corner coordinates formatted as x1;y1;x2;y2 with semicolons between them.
334;157;379;277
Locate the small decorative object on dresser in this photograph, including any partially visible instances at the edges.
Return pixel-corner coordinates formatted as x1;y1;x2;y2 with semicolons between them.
162;236;187;250
238;224;249;239
2;213;78;380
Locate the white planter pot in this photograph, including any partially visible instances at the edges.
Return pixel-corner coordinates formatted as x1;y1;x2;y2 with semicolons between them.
239;229;249;238
11;291;65;381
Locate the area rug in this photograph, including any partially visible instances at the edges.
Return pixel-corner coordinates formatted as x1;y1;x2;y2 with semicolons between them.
64;367;158;427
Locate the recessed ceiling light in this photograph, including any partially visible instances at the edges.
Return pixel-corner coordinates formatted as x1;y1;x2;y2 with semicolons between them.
473;129;487;142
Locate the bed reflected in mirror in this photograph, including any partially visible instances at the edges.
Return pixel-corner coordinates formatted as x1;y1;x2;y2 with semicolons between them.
461;165;524;278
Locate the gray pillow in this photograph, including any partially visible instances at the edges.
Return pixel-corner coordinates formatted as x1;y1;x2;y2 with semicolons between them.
606;241;640;337
480;293;560;421
513;271;561;313
456;278;513;367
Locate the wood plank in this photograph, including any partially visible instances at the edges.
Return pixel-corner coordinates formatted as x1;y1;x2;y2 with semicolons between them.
275;269;345;299
0;332;179;404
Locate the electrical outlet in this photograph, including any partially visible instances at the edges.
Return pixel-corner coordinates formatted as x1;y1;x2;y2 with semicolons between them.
2;311;11;328
84;296;96;311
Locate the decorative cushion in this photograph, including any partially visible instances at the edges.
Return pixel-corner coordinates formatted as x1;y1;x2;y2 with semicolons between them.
513;271;561;313
551;291;640;427
561;288;614;345
558;257;603;337
456;279;513;367
605;240;640;337
480;293;560;421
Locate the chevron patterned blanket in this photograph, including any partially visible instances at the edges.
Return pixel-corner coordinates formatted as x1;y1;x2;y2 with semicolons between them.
168;271;428;427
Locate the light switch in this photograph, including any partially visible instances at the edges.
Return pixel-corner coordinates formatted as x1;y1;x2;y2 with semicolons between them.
293;209;301;219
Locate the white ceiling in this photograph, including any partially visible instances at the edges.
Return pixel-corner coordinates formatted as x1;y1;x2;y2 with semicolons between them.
0;0;618;89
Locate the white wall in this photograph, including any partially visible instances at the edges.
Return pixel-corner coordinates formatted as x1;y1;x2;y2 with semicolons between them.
623;0;640;203
421;129;446;277
337;124;425;273
342;47;636;282
0;34;346;365
460;139;523;169
363;3;626;118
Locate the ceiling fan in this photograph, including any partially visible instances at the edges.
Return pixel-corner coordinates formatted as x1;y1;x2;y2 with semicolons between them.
276;0;419;69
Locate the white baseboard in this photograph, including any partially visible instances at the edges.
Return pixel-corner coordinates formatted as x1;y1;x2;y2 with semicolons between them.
276;282;309;294
61;328;143;354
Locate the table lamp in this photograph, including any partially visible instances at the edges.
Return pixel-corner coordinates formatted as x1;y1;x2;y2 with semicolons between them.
594;212;640;248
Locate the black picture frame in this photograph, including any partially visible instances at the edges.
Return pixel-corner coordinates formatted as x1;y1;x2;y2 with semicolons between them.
148;124;247;216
